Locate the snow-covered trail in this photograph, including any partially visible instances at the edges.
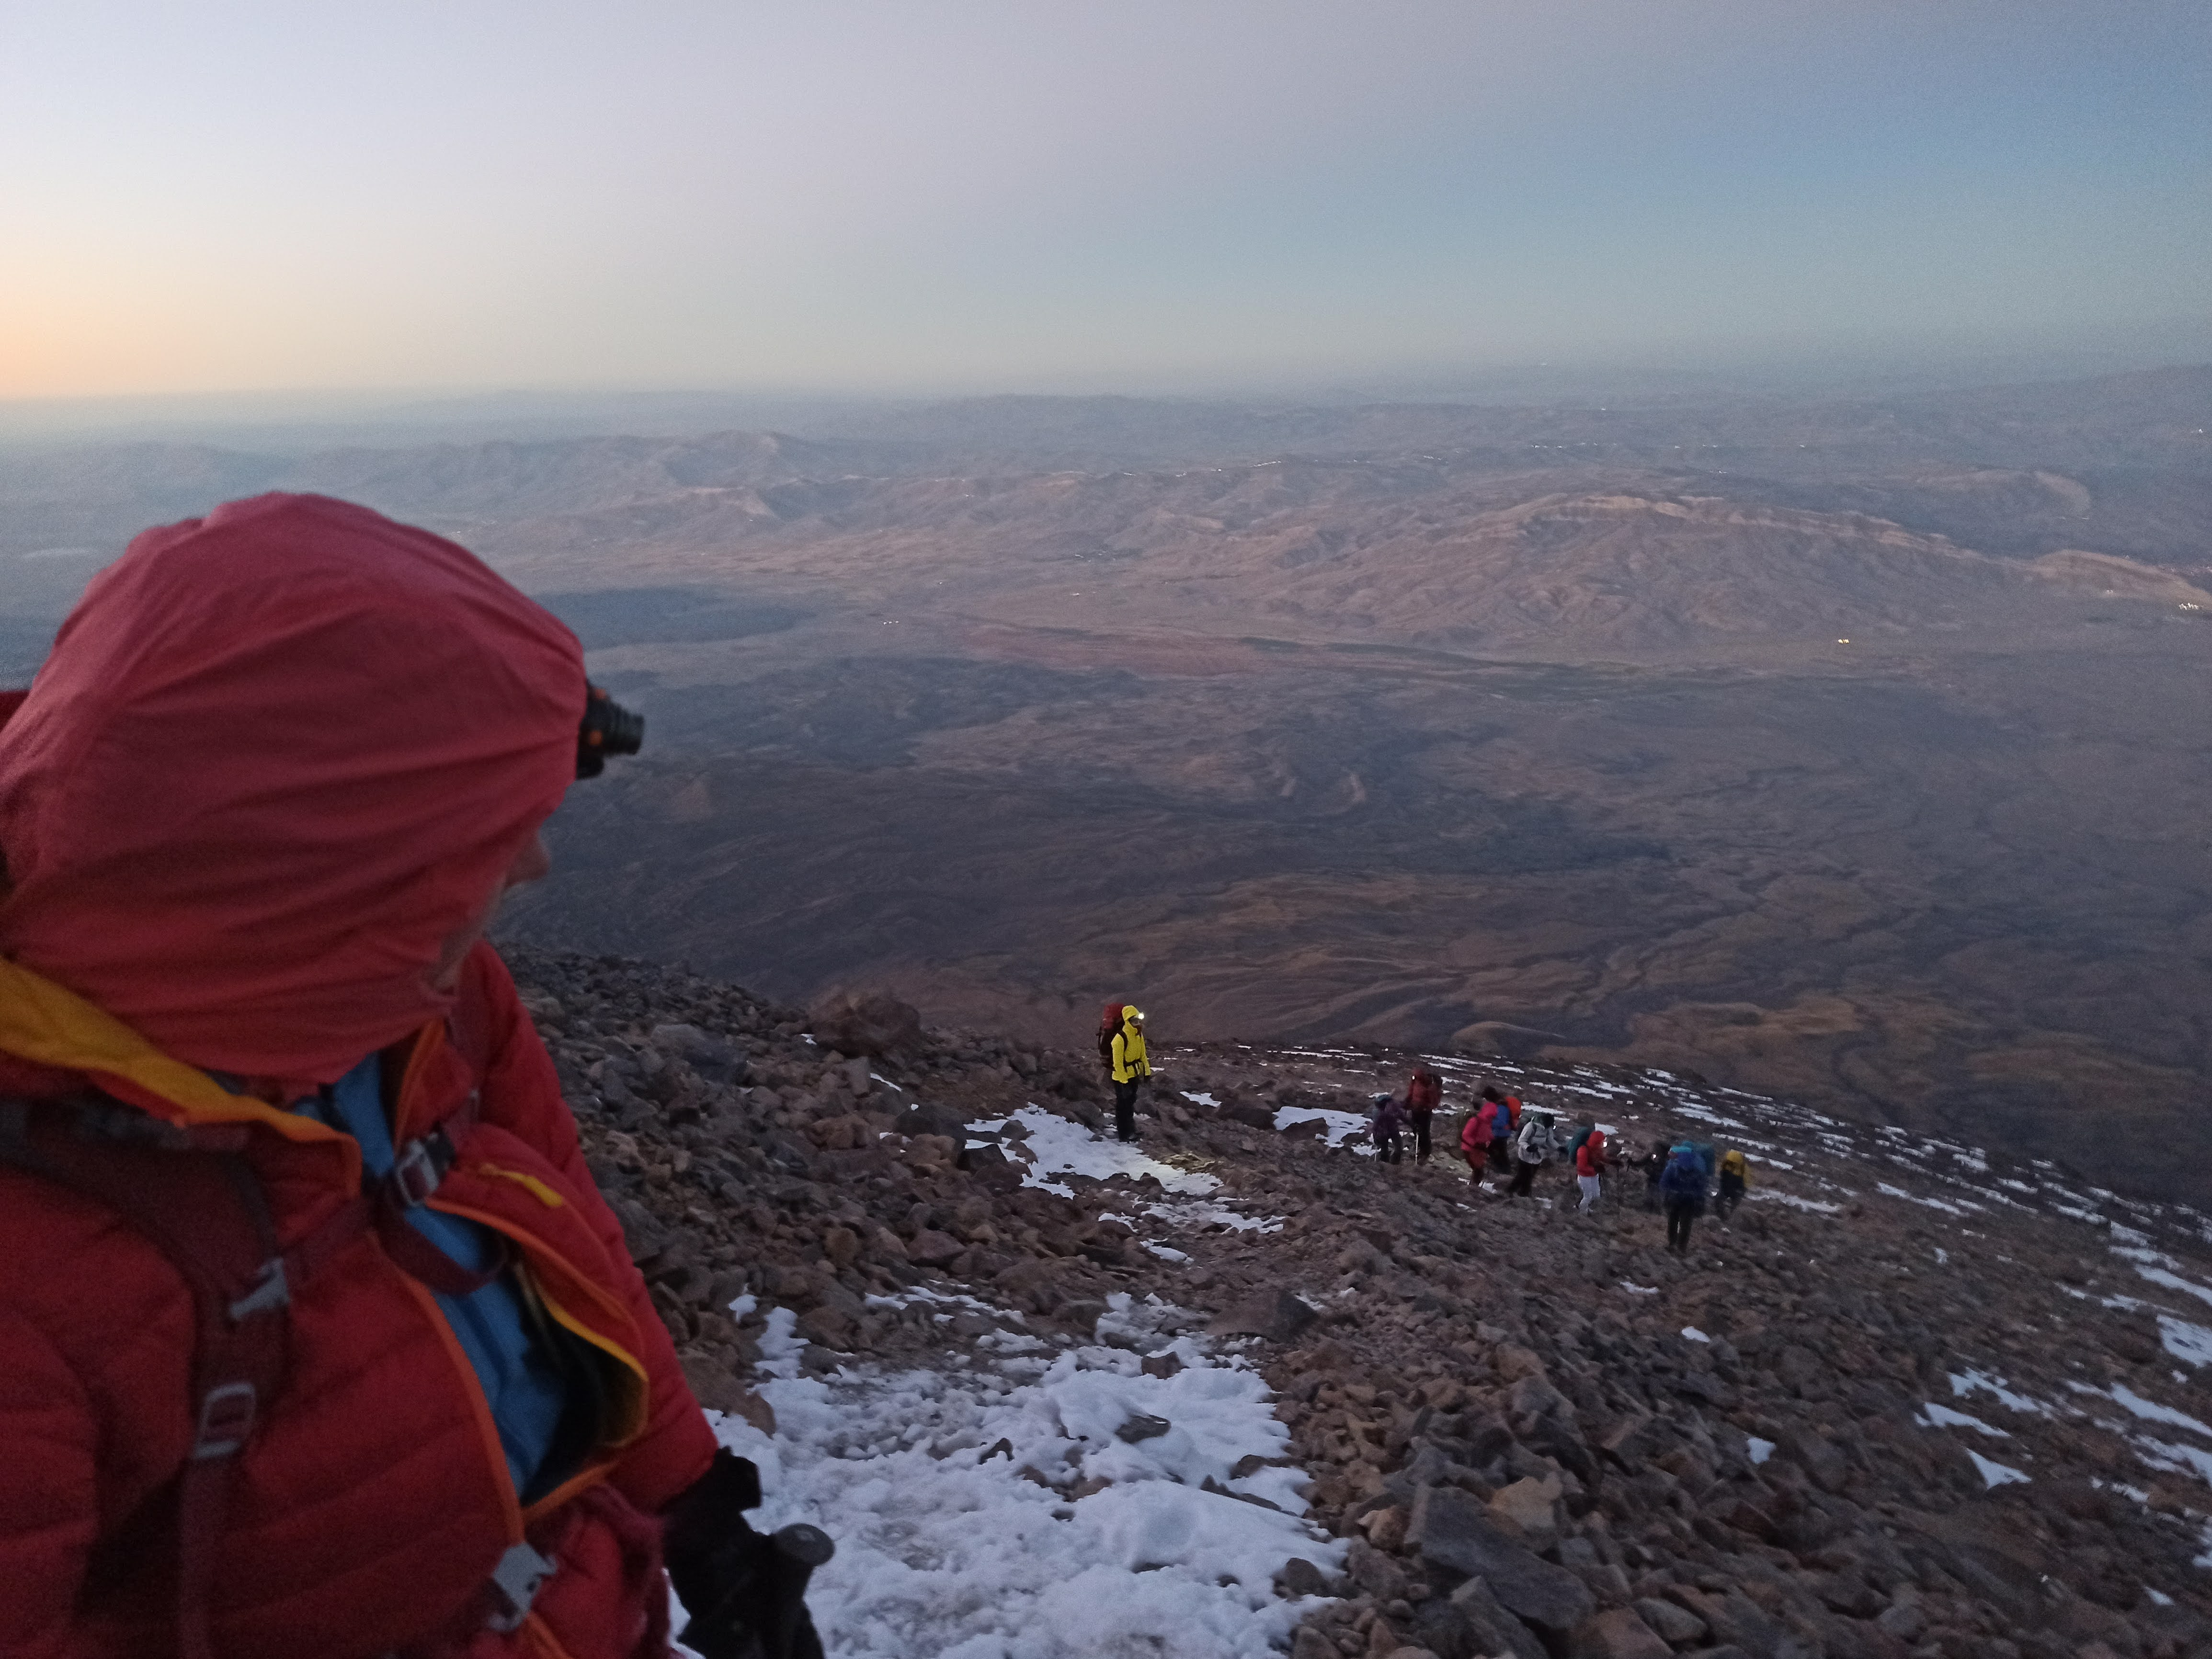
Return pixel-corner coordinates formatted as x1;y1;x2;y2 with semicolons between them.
686;1291;1344;1659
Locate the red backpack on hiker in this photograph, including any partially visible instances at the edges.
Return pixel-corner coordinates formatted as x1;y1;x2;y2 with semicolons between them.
1097;1002;1128;1073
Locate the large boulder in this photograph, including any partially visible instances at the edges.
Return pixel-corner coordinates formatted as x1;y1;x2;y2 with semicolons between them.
1775;1426;1850;1495
1207;1287;1320;1344
807;989;924;1057
1432;1576;1545;1659
678;1355;776;1432
906;1228;966;1267
1221;1099;1279;1131
1659;1588;1804;1657
1565;1610;1671;1659
958;1141;1024;1193
1486;1475;1562;1547
647;1023;750;1084
900;1100;973;1141
1407;1487;1594;1637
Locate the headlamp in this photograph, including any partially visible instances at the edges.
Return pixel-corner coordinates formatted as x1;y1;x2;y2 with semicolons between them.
577;683;644;779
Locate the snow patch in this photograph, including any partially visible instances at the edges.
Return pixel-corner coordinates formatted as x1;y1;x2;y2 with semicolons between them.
1967;1450;2031;1488
2098;1383;2212;1441
1274;1104;1377;1154
702;1295;1342;1659
2162;1318;2212;1369
1950;1370;2049;1417
988;1107;1223;1198
1751;1191;1843;1216
1876;1181;1973;1218
2136;1438;2212;1486
1917;1402;2008;1438
1142;1197;1285;1235
756;1306;808;1379
2133;1263;2212;1311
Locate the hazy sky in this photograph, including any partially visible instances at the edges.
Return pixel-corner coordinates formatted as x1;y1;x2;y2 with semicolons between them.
3;1;2206;399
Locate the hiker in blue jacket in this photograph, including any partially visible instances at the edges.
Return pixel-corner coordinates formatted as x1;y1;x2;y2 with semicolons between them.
1659;1145;1710;1256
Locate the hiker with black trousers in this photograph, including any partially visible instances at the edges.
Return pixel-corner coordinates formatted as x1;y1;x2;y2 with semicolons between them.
1404;1066;1441;1166
1106;1005;1150;1142
1371;1092;1408;1165
1509;1111;1555;1196
1716;1147;1750;1220
1660;1145;1710;1254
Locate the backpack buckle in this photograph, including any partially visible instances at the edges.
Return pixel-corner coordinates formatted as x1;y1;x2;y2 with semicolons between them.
192;1381;258;1460
483;1540;557;1633
389;1131;449;1208
227;1258;290;1321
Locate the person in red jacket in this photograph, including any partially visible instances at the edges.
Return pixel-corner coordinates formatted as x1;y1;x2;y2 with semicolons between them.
1459;1091;1494;1182
1463;1086;1511;1186
0;495;795;1659
1403;1066;1442;1166
1574;1125;1610;1212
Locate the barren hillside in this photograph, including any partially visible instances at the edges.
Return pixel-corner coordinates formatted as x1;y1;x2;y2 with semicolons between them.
502;945;2212;1659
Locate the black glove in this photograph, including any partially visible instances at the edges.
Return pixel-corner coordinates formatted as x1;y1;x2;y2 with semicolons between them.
664;1449;834;1659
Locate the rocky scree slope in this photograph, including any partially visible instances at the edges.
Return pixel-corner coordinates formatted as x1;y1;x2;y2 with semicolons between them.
502;945;2212;1659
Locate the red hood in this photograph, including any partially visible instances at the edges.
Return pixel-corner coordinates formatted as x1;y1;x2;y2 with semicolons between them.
0;493;584;1082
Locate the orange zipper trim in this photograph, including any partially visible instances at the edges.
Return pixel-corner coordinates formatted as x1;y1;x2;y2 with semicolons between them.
425;1197;653;1433
394;1270;526;1542
476;1162;568;1209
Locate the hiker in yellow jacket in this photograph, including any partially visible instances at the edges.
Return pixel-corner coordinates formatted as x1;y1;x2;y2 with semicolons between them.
1716;1147;1751;1220
1110;1006;1151;1143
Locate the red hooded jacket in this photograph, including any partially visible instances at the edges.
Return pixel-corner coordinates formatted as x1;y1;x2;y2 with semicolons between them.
0;496;717;1659
1576;1128;1609;1177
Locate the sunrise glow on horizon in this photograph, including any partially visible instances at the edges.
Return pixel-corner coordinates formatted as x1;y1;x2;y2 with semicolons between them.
3;1;2207;402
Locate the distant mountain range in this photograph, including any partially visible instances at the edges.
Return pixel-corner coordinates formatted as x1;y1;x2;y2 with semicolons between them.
3;366;2211;1200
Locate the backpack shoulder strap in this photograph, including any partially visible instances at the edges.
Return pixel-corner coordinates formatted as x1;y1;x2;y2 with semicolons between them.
0;1097;371;1659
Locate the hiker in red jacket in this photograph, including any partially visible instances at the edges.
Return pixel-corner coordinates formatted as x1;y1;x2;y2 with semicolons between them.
1459;1090;1495;1182
0;495;810;1659
1469;1084;1504;1185
1574;1125;1610;1212
1404;1066;1442;1166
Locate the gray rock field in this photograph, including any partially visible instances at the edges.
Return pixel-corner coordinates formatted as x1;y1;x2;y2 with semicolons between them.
504;943;2212;1658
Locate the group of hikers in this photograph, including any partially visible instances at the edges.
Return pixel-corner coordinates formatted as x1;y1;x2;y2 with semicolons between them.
1091;1014;1756;1257
1383;1071;1754;1250
1374;1070;1752;1250
1370;1070;1753;1249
